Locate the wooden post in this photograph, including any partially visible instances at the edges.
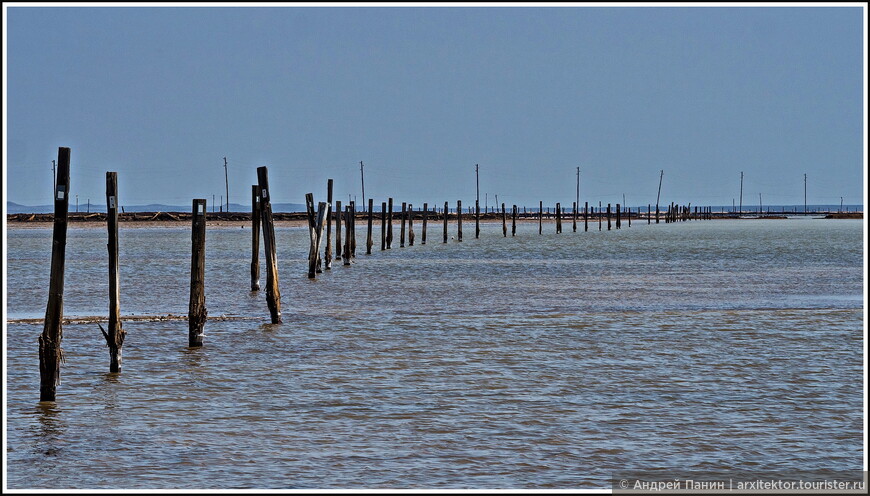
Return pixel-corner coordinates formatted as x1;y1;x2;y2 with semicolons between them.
251;185;261;290
325;179;333;270
400;202;407;247
422;202;428;245
257;166;282;324
573;201;577;232
616;203;621;229
599;202;602;231
40;147;70;401
408;204;415;246
656;203;660;224
366;198;374;255
457;200;462;242
335;200;343;259
628;207;631;227
343;205;352;266
475;200;480;239
308;202;328;278
539;200;542;235
443;201;448;243
584;201;589;232
305;193;322;274
188;199;207;347
350;201;357;259
648;204;651;224
556;202;562;233
101;171;126;371
607;203;612;230
512;204;517;236
387;198;393;249
502;203;507;237
381;201;387;250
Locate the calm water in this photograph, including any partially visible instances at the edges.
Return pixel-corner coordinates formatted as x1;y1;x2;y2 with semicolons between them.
4;218;865;489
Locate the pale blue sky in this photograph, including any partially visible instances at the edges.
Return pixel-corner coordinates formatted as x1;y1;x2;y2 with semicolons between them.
4;5;865;209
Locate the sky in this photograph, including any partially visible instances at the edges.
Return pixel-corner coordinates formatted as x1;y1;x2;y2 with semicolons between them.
3;3;866;210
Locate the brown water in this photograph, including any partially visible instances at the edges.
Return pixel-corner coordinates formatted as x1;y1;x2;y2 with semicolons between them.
4;218;865;489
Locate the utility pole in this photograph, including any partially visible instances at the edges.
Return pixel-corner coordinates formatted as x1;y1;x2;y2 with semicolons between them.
655;169;664;212
840;197;843;213
739;171;744;215
759;193;762;215
76;194;79;213
51;160;56;189
476;164;480;206
804;173;807;214
223;157;229;213
576;167;580;209
485;193;488;211
360;161;365;208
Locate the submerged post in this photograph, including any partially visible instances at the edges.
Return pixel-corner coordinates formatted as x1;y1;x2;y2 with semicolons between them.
343;206;352;266
366;198;374;255
616;203;621;229
584;201;589;232
556;202;562;233
387;198;394;249
335;200;343;259
457;200;462;242
308;202;328;278
512;204;517;236
102;171;126;371
648;204;651;225
39;147;70;401
257;166;282;323
573;201;577;232
325;179;333;270
422;202;428;244
350;201;357;259
188;199;207;347
400;202;407;247
607;203;612;230
408;204;415;246
251;185;261;290
381;201;387;251
539;200;543;235
443;201;448;243
475;200;480;239
502;203;507;237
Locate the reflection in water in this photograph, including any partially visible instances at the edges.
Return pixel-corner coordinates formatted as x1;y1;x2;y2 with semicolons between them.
33;402;66;457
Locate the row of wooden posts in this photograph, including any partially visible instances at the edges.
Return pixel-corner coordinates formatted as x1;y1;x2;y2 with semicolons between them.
36;148;714;401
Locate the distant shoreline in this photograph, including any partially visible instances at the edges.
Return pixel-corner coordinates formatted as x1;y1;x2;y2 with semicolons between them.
6;210;863;228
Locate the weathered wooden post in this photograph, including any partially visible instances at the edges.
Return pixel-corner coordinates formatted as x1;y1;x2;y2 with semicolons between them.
656;203;660;224
101;171;126;371
40;147;70;401
325;179;333;270
400;202;407;247
350;201;357;259
606;203;611;230
422;202;428;245
387;198;394;249
443;201;448;243
475;200;480;239
512;204;517;236
251;185;261;290
584;201;589;232
648;204;651;224
408;204;415;246
573;201;577;232
308;202;328;278
502;203;507;237
188;199;207;347
381;201;387;251
457;200;462;242
343;206;352;266
556;202;562;233
335;200;343;259
616;203;621;229
305;193;322;274
366;198;374;255
599;202;602;231
257;166;282;324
